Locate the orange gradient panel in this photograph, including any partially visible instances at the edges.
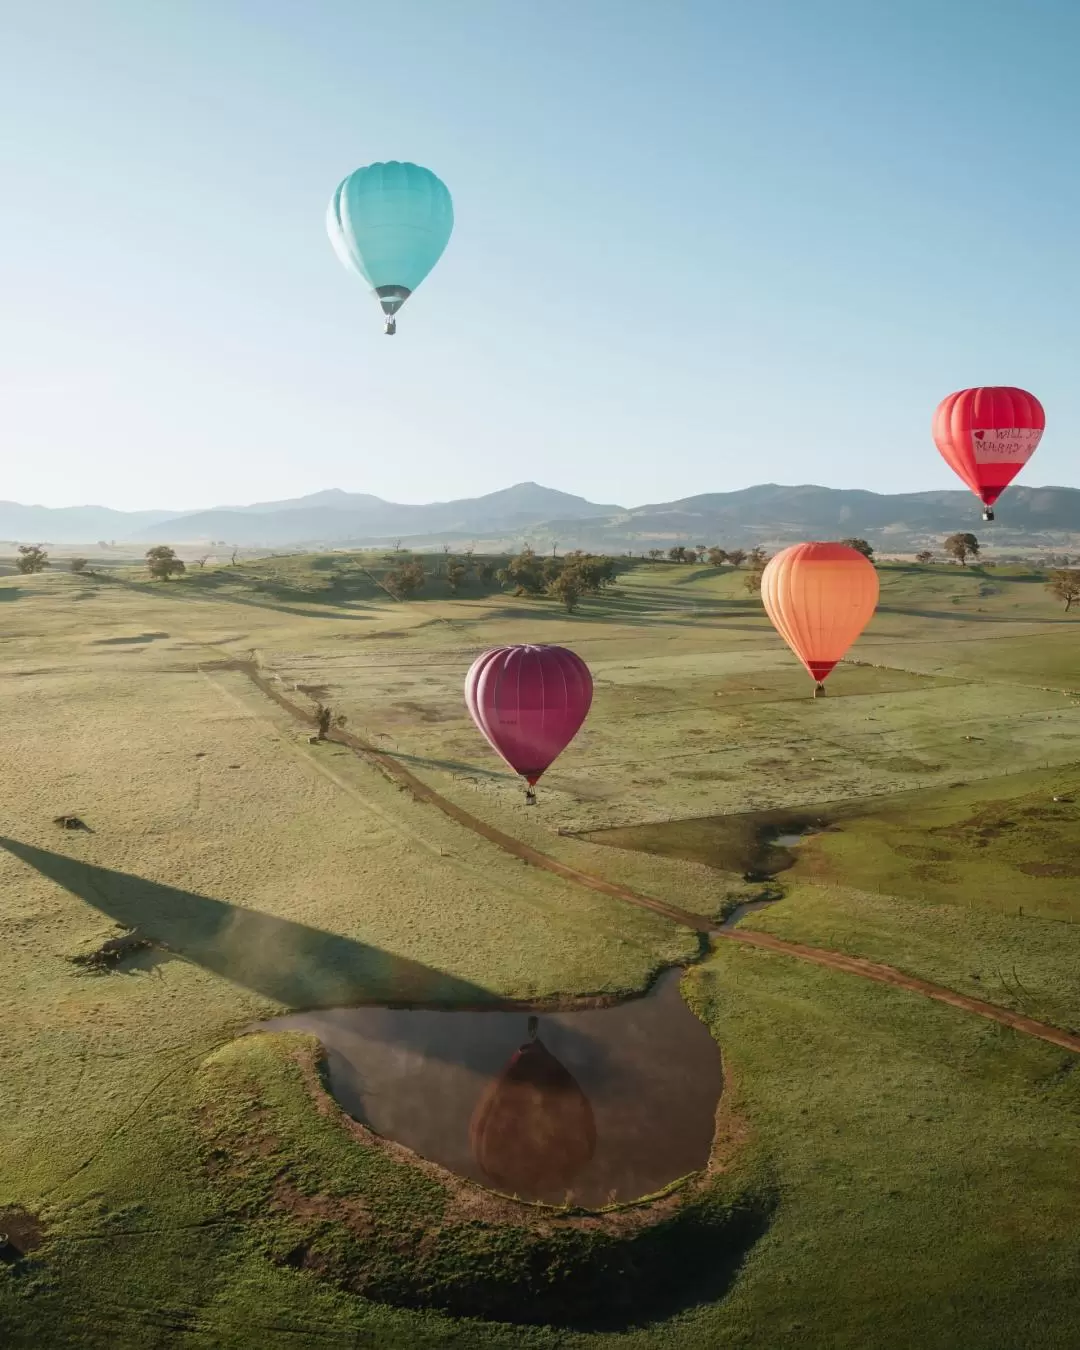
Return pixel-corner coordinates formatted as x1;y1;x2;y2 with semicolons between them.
760;542;880;684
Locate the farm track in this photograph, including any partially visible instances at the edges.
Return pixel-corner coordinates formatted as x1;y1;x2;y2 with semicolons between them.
213;658;1080;1057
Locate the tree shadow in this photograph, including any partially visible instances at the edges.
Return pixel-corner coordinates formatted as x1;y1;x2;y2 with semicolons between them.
478;595;767;632
96;573;376;623
876;604;1080;625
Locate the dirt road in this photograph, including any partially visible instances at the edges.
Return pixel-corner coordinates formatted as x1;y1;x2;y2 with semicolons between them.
220;658;1080;1057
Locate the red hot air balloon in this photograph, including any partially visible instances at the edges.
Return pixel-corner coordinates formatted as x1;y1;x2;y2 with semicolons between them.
761;543;879;696
933;387;1044;521
465;645;592;804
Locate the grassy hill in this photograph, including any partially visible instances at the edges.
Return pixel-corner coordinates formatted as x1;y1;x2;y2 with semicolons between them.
0;554;1078;1348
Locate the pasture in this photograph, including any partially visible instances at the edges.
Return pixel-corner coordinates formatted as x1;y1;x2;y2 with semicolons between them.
0;555;1078;1349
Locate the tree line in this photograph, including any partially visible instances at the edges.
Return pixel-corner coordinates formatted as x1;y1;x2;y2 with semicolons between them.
6;537;1080;613
384;546;620;613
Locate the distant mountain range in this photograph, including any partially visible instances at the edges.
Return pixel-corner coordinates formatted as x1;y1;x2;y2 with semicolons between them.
2;481;1078;552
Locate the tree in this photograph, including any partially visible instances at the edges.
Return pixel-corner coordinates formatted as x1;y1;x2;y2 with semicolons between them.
314;703;348;740
647;548;664;560
706;547;727;568
915;550;934;565
499;547;546;594
542;555;562;585
16;545;49;574
477;560;497;584
547;567;584;613
1047;569;1080;611
668;545;688;563
446;561;468;593
840;538;874;560
944;532;980;566
726;548;747;568
386;560;426;598
193;555;210;569
695;545;708;561
563;553;616;594
146;545;186;580
746;546;768;569
69;557;89;574
230;548;239;566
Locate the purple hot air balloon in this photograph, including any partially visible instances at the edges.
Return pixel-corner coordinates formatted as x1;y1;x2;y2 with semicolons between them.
464;645;593;804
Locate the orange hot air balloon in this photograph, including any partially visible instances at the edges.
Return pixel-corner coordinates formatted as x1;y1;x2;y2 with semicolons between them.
761;543;879;696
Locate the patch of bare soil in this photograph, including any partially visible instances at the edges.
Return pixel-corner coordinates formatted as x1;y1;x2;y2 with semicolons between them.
53;814;91;831
70;930;156;972
0;1208;45;1263
1016;861;1080;878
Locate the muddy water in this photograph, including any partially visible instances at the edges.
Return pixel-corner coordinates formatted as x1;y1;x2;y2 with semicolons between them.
585;811;826;882
253;968;723;1208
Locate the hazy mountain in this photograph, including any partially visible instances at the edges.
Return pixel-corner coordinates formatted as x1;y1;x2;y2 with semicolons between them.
2;482;1077;551
608;485;1080;546
131;482;624;545
0;502;180;545
211;488;390;515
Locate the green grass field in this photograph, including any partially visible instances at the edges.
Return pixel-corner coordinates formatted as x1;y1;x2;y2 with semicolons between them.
1;555;1078;1348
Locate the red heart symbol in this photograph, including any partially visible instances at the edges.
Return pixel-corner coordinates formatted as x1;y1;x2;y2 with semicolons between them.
973;430;985;440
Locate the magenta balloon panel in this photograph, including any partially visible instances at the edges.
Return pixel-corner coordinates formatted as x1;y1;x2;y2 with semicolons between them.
464;645;593;784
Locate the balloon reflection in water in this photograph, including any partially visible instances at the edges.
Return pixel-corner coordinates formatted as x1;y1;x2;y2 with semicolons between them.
469;1016;597;1199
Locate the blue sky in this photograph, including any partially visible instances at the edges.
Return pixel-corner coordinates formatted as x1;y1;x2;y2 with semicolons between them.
2;0;1077;510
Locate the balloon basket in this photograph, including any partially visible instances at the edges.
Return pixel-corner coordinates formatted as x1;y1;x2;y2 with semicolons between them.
982;508;994;521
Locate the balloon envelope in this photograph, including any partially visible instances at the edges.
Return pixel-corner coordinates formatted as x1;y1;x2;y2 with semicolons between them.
465;645;593;785
932;387;1044;510
761;543;879;685
327;161;453;318
469;1034;596;1196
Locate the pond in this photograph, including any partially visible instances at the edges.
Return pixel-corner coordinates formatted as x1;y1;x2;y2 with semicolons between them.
253;967;723;1208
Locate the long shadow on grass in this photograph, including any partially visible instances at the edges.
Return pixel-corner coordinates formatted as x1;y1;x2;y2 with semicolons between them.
0;838;515;1022
481;598;769;633
877;604;1080;625
382;749;516;780
96;573;377;623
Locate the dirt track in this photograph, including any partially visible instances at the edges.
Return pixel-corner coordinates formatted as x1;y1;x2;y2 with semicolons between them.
716;928;1080;1054
220;659;1080;1057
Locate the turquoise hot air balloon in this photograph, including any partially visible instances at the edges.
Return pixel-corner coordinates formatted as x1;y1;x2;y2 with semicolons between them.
327;161;453;336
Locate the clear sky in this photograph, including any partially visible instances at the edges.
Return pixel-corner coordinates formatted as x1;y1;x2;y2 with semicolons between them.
2;0;1078;511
